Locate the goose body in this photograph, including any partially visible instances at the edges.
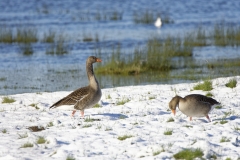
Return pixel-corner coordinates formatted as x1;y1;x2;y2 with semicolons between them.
169;94;220;122
154;17;162;28
50;56;102;117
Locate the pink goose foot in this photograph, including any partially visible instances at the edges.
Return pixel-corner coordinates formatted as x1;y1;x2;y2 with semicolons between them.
80;110;84;118
206;115;211;122
71;110;76;117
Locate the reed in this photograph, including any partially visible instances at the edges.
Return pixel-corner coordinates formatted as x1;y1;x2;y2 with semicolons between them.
0;27;14;43
133;11;173;24
46;35;70;55
0;27;38;43
133;10;154;24
16;28;38;43
19;43;34;55
96;36;194;75
42;30;56;43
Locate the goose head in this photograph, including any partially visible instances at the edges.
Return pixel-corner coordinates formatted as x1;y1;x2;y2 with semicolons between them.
87;56;102;64
168;96;181;115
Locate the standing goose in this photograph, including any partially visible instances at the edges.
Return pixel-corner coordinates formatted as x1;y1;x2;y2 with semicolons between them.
50;56;102;117
169;94;220;122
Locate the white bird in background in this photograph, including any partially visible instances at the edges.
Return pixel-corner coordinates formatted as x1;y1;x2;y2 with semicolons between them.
154;17;162;28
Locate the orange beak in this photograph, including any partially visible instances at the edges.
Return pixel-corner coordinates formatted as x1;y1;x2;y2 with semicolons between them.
96;58;102;62
171;110;176;116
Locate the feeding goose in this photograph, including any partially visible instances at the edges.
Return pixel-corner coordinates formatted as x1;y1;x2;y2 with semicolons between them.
50;56;102;117
169;94;220;122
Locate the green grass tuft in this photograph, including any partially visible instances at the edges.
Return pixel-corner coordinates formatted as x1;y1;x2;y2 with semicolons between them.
93;103;102;108
173;148;204;160
167;117;174;122
164;129;173;135
116;97;130;105
18;133;28;139
206;92;213;97
225;79;237;88
66;155;75;160
2;97;16;103
47;121;54;127
2;129;7;133
82;124;92;128
220;119;228;124
29;103;39;109
117;135;133;141
193;80;213;91
37;136;47;144
220;136;230;143
21;142;34;148
215;105;222;109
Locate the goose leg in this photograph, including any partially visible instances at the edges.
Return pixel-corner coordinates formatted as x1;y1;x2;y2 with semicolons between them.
80;110;84;117
71;110;76;117
206;115;211;122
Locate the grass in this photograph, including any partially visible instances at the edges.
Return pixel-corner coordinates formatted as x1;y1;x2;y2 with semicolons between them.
148;96;156;100
220;119;228;124
133;10;155;24
133;10;173;24
18;133;28;139
215;105;222;109
2;129;7;133
233;125;240;131
164;129;173;135
47;121;54;127
93;103;102;108
0;27;38;43
153;149;164;156
96;36;193;75
220;136;230;143
29;103;39;109
19;43;34;55
206;92;213;97
84;116;94;122
0;77;7;81
116;97;130;105
173;148;204;160
225;79;237;88
82;124;92;128
42;30;56;43
46;35;70;55
193;80;213;91
16;28;38;43
2;96;16;103
212;22;240;46
167;117;174;122
21;142;34;148
0;27;14;43
117;135;133;141
183;125;193;128
37;136;47;144
66;155;75;160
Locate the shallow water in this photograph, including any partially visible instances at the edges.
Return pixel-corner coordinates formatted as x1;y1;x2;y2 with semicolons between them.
1;0;240;94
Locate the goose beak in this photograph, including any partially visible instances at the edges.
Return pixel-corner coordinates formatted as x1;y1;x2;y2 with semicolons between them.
96;58;102;62
171;110;176;116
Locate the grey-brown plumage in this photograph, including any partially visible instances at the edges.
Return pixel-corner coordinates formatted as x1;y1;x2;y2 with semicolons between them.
50;56;102;117
169;94;220;122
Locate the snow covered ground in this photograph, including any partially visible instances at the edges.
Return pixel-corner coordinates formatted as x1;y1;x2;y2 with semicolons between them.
0;76;240;160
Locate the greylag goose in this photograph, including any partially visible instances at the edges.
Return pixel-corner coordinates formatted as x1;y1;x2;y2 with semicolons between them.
50;56;102;117
169;94;220;122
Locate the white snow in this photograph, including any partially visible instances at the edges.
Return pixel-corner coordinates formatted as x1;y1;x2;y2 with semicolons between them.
0;76;240;160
